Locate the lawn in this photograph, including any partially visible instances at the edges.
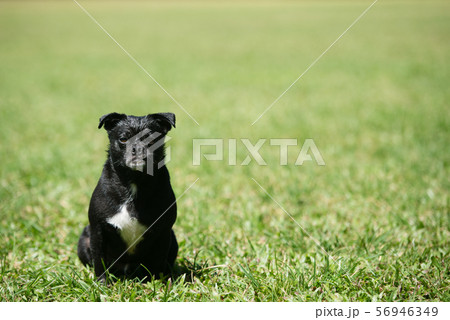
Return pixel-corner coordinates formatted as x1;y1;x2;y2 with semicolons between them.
0;0;448;301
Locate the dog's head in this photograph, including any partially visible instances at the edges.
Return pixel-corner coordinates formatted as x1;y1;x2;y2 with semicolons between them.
98;112;175;173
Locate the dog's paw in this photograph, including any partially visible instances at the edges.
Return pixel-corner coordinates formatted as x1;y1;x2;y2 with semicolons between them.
97;275;107;285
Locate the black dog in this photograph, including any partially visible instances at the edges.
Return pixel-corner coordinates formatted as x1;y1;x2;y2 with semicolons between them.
77;112;177;282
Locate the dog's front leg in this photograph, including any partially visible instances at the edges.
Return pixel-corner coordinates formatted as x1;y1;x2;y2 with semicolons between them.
90;223;107;283
143;230;174;279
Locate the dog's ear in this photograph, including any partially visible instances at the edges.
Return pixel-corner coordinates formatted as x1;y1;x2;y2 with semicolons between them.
98;113;127;130
147;112;176;134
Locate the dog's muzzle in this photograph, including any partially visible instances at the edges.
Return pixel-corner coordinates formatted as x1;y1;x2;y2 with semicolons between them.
126;143;148;171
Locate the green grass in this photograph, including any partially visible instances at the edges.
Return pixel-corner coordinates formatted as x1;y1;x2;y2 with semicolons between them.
0;0;448;301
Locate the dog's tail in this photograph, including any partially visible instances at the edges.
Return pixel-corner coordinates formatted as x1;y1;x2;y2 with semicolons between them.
77;225;92;267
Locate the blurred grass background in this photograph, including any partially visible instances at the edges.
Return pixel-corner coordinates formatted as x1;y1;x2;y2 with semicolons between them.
0;0;448;301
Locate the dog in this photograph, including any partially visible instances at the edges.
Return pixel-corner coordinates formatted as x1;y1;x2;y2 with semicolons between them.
77;112;178;282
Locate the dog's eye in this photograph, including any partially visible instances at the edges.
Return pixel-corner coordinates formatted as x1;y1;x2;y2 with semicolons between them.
119;138;128;144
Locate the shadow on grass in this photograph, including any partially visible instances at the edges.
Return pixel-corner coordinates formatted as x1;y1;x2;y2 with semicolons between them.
94;254;215;285
172;256;212;283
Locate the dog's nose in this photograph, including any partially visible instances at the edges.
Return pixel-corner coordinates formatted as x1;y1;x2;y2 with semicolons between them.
131;145;146;157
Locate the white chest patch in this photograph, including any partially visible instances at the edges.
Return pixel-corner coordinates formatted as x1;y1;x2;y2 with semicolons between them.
107;204;147;254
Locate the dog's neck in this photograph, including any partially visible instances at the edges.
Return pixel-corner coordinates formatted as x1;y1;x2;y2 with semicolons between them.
105;159;167;190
